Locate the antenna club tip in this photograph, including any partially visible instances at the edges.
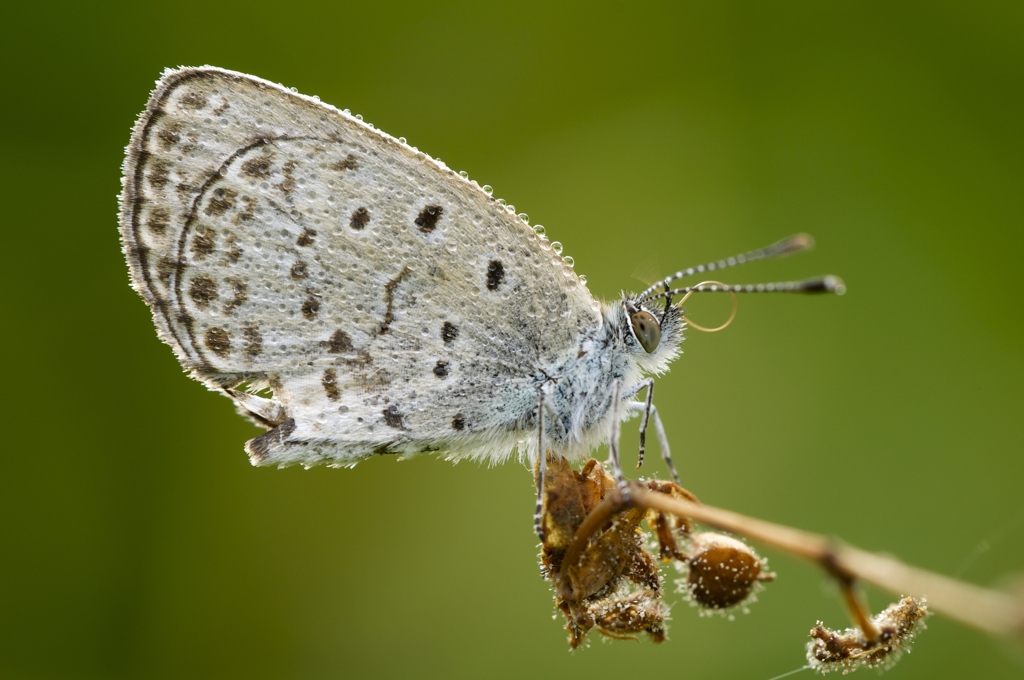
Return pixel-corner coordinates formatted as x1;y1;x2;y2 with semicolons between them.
781;233;815;253
823;275;846;295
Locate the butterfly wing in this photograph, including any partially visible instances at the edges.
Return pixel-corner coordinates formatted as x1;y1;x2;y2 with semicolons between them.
120;66;600;467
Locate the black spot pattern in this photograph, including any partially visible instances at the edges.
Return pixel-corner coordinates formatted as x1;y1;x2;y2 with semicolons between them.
486;260;505;290
350;207;370;230
241;155;272;179
204;327;231;357
382;405;405;429
414;205;443;232
301;296;320;319
242;326;263;357
322;368;340;400
327;329;353;353
189;276;217;308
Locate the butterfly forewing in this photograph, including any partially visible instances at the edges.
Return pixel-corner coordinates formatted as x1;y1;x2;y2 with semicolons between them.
120;67;600;467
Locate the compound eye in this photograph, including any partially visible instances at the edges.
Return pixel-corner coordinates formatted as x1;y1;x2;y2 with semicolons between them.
630;310;661;353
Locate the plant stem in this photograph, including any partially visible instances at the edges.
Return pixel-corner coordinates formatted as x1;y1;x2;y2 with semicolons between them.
628;485;1024;639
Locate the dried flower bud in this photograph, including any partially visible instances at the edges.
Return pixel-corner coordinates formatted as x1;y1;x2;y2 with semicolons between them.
807;596;928;674
537;455;670;647
682;532;771;611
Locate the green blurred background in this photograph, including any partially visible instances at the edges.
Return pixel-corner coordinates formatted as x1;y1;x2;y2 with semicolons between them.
4;1;1023;678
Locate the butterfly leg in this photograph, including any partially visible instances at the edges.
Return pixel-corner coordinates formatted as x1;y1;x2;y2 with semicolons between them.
625;386;681;485
533;391;547;541
631;378;656;471
607;380;630;498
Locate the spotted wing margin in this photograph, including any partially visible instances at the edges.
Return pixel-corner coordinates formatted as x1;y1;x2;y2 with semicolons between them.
119;66;600;468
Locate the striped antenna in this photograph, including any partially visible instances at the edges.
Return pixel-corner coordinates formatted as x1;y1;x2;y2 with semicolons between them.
645;275;847;304
637;234;817;303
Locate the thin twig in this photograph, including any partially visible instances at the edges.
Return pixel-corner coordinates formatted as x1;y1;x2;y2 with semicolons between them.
628;485;1024;639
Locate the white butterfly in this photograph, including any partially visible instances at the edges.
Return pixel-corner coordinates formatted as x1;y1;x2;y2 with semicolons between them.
119;66;841;491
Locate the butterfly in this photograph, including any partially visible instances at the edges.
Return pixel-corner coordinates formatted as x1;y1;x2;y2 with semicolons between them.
119;66;841;497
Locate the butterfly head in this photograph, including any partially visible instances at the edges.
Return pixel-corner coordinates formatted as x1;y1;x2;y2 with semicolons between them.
621;296;684;375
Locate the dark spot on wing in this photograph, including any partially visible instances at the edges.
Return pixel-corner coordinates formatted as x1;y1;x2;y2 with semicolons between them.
290;261;308;280
189;276;218;308
296;228;317;246
327;329;353;353
225;237;243;263
157;123;182;149
191;228;216;259
382;405;405;429
322;368;340;401
302;295;321;320
179;90;208;110
233;197;255;224
277;160;297;195
486;259;505;290
204;187;237;216
350;206;370;230
415;205;444;232
433;360;449;378
242;326;263;357
147;207;170;235
175;183;195;203
442;321;459;344
343;350;372;366
224;279;248;313
377;267;411;335
149;160;170;189
241;154;273;179
451;414;465;431
204;327;231;357
332;154;359;171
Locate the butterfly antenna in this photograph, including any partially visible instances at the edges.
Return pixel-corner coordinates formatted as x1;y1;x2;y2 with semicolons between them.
637;234;817;307
646;275;846;305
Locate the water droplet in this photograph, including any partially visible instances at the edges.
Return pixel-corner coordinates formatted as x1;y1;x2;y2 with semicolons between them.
563;256;574;267
579;274;588;285
497;198;507;206
482;184;493;196
551;241;563;254
517;213;529;224
355;113;363;121
533;224;546;236
459;170;469;179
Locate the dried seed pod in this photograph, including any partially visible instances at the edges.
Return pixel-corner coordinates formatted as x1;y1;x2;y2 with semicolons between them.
807;596;928;674
683;532;772;610
591;586;667;643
